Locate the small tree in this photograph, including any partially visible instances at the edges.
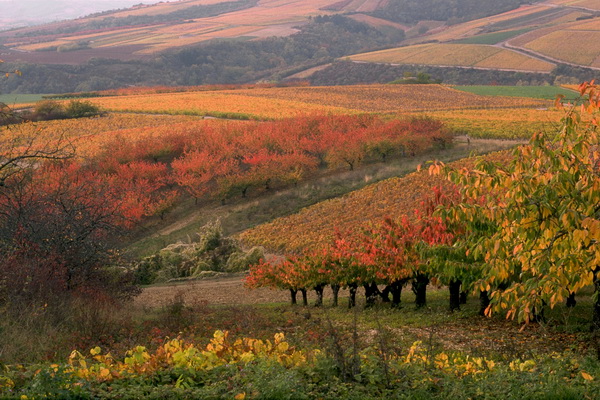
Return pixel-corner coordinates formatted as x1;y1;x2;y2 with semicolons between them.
0;163;140;309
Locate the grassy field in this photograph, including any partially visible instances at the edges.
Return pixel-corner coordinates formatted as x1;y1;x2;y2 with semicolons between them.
453;85;579;100
451;28;533;45
0;93;49;105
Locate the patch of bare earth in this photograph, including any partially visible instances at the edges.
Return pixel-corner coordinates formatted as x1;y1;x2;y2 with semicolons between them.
134;274;290;308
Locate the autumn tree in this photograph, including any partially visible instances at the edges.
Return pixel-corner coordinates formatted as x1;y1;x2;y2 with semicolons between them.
0;162;141;310
172;149;233;202
438;82;600;335
246;257;311;306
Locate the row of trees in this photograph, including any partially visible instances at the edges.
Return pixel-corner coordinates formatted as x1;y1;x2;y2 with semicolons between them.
247;82;600;337
1;100;103;126
91;114;452;203
245;186;470;310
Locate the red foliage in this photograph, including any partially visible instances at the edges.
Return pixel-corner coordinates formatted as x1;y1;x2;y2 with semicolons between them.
245;186;459;292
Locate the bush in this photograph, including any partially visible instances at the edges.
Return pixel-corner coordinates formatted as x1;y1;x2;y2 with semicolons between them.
133;221;264;284
32;100;67;120
21;99;102;123
65;100;102;118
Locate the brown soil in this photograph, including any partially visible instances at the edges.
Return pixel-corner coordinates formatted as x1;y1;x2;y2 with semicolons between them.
135;274;290;308
135;273;359;308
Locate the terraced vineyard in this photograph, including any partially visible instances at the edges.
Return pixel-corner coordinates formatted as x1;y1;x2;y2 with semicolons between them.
84;84;548;118
350;0;600;73
427;108;566;139
238;152;511;253
0;113;199;141
350;43;555;73
403;3;580;44
507;18;600;68
85;91;356;120
547;0;600;10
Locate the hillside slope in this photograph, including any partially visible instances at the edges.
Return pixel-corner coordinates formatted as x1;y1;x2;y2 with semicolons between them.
0;0;388;62
347;2;600;73
1;0;534;64
3;1;597;92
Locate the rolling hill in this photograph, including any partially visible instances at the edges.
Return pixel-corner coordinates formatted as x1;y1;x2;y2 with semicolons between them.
0;0;541;65
1;0;598;93
348;1;600;73
0;0;388;62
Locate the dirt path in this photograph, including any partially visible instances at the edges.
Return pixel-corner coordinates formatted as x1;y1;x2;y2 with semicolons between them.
135;274;294;308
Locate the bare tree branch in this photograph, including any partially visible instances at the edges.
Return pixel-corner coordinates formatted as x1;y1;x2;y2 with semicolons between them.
0;130;76;185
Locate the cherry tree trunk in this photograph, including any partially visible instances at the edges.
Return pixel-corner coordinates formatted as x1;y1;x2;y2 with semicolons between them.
390;281;403;309
364;282;381;308
413;274;429;308
479;290;490;316
300;288;308;306
449;280;462;311
331;284;340;307
566;292;577;308
348;283;358;308
314;285;324;307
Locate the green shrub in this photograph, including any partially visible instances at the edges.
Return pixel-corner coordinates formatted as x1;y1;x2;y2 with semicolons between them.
65;100;102;118
33;100;67;120
133;221;264;284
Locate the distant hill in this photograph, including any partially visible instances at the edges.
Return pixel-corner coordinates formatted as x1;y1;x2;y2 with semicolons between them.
3;0;597;93
0;0;534;63
0;0;387;62
0;1;163;30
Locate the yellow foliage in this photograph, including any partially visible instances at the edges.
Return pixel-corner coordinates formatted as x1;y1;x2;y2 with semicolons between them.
66;331;309;382
581;371;595;381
